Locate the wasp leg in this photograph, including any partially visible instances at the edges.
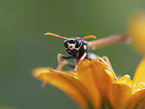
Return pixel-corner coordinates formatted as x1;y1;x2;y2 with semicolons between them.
96;56;117;79
102;56;114;72
73;52;87;72
41;81;47;88
56;60;75;70
57;53;73;74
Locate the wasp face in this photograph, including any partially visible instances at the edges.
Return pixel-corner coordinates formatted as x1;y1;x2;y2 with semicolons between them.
64;38;82;55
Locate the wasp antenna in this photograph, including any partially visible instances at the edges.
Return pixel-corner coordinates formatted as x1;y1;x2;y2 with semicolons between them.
44;32;68;40
75;35;96;41
82;35;96;40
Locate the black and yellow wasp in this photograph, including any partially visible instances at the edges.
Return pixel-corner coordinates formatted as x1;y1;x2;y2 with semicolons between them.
44;32;129;74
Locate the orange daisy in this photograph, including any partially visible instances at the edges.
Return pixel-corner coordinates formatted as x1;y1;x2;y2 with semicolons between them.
33;56;145;109
128;12;145;55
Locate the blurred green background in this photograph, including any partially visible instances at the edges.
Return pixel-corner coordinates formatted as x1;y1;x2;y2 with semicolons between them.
0;0;144;109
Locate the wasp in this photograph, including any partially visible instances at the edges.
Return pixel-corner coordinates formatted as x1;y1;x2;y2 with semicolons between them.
44;32;129;74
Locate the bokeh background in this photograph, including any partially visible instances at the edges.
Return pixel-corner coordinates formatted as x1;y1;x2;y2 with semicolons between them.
0;0;145;109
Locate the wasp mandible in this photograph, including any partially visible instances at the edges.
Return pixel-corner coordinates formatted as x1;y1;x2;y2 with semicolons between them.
44;32;130;74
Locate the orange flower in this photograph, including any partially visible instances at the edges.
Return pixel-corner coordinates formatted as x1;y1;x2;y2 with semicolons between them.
128;13;145;55
33;57;145;109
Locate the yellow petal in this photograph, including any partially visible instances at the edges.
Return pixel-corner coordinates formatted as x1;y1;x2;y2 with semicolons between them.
112;83;132;109
116;74;135;91
133;57;145;84
90;59;112;93
127;89;145;109
90;59;115;107
77;59;115;108
105;70;116;81
76;59;101;108
128;13;145;54
33;68;93;109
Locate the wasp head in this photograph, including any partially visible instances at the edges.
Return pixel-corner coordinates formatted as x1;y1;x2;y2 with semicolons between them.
64;38;82;55
44;32;96;56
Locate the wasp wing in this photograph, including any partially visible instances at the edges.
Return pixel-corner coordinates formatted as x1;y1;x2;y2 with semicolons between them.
88;34;130;49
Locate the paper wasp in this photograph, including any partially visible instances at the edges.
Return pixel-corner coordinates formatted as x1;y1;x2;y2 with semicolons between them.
44;32;129;74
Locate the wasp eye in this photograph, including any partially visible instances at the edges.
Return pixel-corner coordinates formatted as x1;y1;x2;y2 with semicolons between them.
75;40;81;48
64;40;68;48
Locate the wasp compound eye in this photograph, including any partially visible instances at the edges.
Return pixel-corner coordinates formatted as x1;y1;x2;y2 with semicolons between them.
64;40;68;48
75;40;81;48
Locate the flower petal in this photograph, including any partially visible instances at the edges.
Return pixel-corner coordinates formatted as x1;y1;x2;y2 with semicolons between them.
127;89;145;109
133;57;145;84
90;59;115;107
112;83;132;109
76;59;101;108
116;74;135;92
77;59;115;108
128;13;145;54
33;68;93;109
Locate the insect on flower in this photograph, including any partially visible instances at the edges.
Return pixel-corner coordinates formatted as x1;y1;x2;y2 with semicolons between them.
44;32;130;74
